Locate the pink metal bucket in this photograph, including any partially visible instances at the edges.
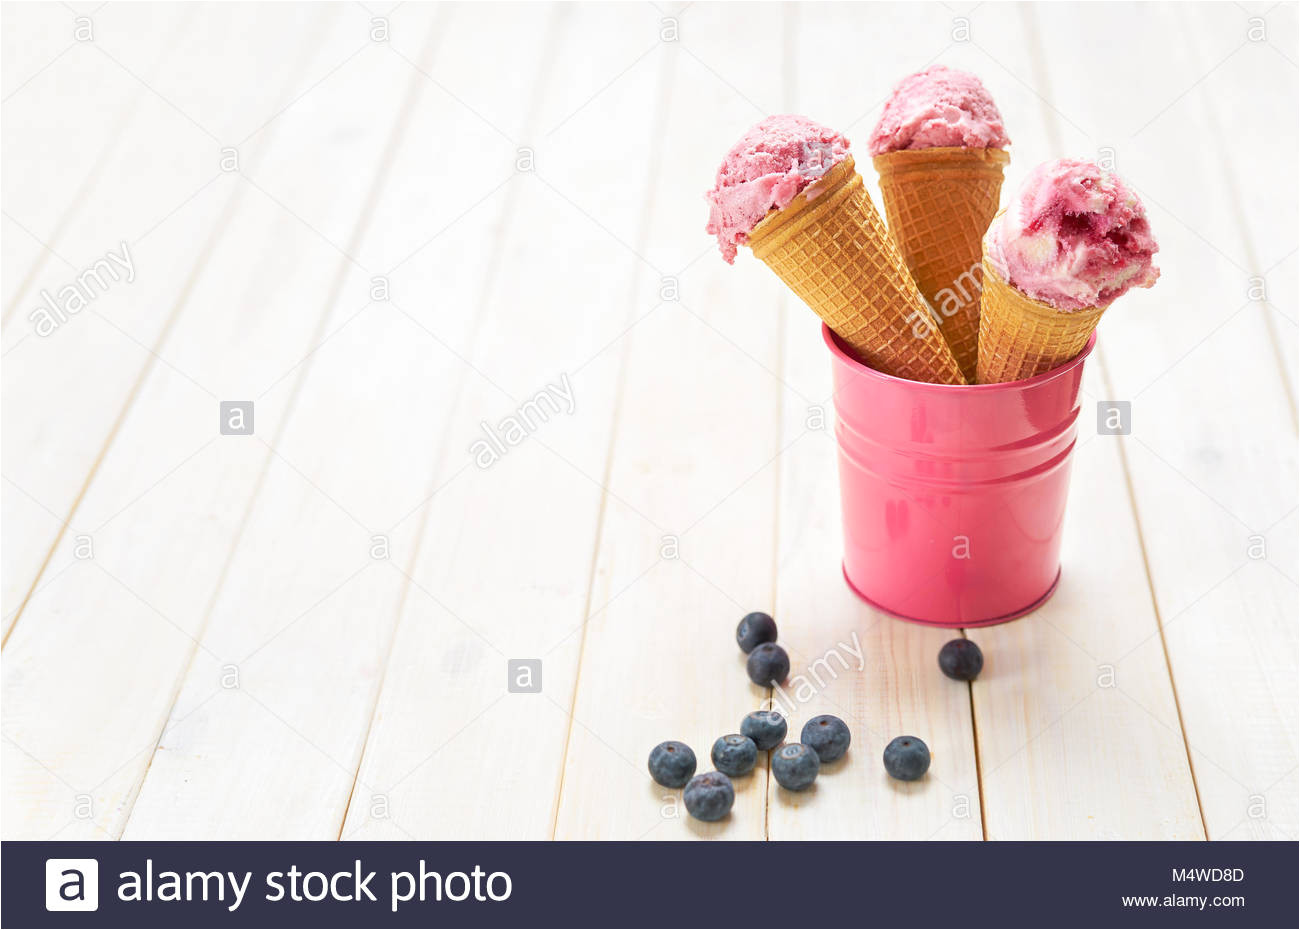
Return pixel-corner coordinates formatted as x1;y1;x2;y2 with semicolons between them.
824;324;1097;628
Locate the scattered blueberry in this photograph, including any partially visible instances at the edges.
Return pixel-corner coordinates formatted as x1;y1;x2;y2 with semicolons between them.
771;743;820;791
710;734;758;777
801;714;851;763
683;772;735;822
746;642;790;686
736;611;778;653
883;736;930;781
938;639;984;681
740;710;787;751
647;740;696;788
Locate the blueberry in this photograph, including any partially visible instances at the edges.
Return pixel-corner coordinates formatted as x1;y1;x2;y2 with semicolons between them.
746;642;790;686
647;740;696;788
938;639;983;681
736;611;778;653
711;734;757;777
771;743;820;791
883;736;930;781
740;710;787;751
800;714;851;762
683;772;735;822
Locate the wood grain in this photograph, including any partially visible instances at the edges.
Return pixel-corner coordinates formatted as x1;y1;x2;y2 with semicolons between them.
2;3;423;840
0;1;1292;842
1027;1;1299;840
338;1;669;841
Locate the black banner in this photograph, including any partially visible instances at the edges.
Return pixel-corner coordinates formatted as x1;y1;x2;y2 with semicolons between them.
3;841;1296;928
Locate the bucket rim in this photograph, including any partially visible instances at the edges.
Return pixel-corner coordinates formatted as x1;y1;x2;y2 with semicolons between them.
822;324;1098;392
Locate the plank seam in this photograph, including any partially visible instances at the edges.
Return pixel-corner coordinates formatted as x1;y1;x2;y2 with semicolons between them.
1;11;212;644
1182;16;1299;430
1;198;248;648
1018;0;1209;841
1098;353;1211;841
550;38;677;840
111;7;425;838
761;0;803;843
764;305;782;843
329;3;570;838
963;629;990;842
1;7;197;327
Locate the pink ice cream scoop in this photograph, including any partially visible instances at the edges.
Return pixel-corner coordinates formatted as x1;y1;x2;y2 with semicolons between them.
705;115;851;263
868;65;1010;155
986;158;1160;311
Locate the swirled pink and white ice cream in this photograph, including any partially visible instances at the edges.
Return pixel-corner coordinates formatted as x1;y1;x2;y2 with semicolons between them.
868;65;1010;155
985;158;1160;310
705;115;851;263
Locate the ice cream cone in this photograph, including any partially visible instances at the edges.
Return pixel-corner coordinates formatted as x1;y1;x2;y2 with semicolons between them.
873;146;1009;382
976;257;1107;384
747;156;966;385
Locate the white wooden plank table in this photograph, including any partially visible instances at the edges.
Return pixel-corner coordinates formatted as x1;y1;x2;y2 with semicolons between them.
2;1;1295;842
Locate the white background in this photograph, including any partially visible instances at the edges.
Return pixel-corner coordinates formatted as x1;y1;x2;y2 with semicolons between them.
2;1;1296;841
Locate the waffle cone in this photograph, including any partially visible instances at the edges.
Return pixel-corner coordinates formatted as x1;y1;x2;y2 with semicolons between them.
748;157;965;385
872;146;1009;382
976;259;1107;383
